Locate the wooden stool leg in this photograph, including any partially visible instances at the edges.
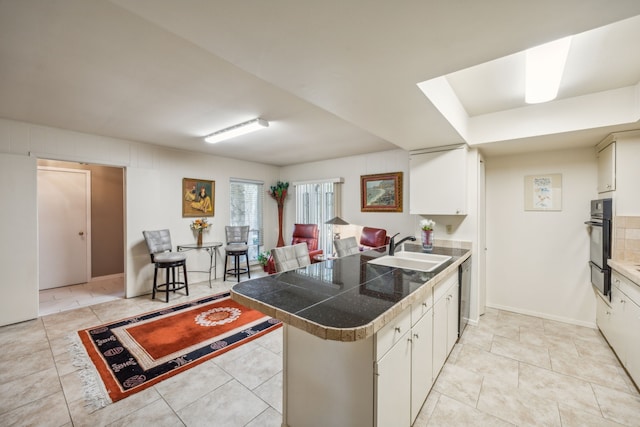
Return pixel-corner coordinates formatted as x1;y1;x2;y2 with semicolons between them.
245;253;251;279
183;262;189;296
165;267;170;303
152;264;158;300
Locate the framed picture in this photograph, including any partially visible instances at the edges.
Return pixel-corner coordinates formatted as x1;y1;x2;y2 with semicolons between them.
360;172;403;212
182;178;215;217
524;174;562;211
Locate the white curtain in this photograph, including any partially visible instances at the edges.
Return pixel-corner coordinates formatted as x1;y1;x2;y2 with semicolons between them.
229;179;264;261
294;179;342;255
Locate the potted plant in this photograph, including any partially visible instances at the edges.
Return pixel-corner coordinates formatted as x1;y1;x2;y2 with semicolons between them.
268;181;289;247
419;219;435;252
257;251;270;272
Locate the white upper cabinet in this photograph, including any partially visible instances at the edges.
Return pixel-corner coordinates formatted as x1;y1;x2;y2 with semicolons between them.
596;131;640;215
596;140;615;193
409;145;467;215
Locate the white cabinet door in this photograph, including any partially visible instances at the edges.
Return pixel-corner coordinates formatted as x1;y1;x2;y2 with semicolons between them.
446;283;459;355
610;278;627;364
409;146;467;215
432;291;448;379
432;271;457;378
411;309;433;424
597;142;615;193
376;331;411;427
595;293;613;342
624;297;640;384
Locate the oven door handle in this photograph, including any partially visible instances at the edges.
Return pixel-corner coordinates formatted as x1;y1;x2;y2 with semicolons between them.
584;220;603;226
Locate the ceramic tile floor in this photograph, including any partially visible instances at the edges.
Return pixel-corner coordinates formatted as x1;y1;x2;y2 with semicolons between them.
2;272;640;426
39;276;125;316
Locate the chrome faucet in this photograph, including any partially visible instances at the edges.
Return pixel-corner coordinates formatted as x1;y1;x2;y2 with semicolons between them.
388;233;416;255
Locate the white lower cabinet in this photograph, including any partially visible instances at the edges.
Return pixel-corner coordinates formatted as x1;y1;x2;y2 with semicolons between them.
376;328;411;427
624;297;640;382
410;308;433;423
432;272;459;378
598;270;640;387
595;293;613;341
283;270;460;427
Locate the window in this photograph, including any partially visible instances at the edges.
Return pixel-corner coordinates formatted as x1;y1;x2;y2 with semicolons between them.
229;179;264;262
294;179;342;255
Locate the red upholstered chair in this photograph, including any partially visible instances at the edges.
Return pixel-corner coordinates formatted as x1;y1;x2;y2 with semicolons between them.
267;224;323;274
359;226;390;250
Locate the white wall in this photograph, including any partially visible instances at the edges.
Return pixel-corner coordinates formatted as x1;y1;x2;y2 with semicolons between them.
0;118;280;324
280;149;415;239
0;153;38;325
485;147;598;327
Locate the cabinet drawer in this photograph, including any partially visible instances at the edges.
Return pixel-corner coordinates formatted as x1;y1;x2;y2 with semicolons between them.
612;271;640;306
433;272;457;303
376;307;411;360
411;291;433;326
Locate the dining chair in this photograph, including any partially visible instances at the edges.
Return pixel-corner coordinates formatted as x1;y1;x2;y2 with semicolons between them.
334;236;360;257
271;242;311;273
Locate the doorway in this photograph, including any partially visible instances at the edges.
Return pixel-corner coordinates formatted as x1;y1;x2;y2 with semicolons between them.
38;166;91;289
37;159;125;314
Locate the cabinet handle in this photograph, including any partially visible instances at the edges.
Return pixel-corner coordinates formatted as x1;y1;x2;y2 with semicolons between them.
394;327;401;333
614;279;620;284
413;333;419;339
407;338;413;343
606;311;611;315
422;302;427;307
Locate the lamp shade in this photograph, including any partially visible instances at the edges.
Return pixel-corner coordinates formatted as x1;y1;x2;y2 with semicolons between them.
325;216;349;225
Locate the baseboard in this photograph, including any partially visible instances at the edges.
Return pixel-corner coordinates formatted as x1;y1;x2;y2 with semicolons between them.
485;303;597;329
90;273;124;282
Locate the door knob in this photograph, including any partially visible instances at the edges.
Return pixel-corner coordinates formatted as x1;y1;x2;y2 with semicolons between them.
79;231;84;236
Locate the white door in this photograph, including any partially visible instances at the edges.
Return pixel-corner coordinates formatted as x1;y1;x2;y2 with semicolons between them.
38;167;91;289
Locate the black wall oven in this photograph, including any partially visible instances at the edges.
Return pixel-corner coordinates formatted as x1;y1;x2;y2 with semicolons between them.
585;198;612;300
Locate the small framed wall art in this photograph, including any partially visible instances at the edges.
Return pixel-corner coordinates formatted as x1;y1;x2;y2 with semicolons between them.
182;178;215;217
524;174;562;211
360;172;403;212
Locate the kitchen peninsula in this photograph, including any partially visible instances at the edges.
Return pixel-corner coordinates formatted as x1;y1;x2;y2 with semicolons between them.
231;243;471;427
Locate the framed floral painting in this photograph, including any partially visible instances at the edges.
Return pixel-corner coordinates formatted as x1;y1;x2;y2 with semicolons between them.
360;172;403;212
182;178;215;217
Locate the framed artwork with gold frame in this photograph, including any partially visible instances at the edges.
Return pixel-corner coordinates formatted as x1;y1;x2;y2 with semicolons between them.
182;178;215;217
360;172;403;212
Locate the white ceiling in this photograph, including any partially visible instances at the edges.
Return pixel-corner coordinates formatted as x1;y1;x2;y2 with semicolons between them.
1;1;640;166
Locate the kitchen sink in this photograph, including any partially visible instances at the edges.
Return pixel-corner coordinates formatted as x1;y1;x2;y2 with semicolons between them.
367;252;451;272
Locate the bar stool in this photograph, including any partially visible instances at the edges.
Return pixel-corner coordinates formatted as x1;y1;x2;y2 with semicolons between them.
142;229;188;302
224;225;251;282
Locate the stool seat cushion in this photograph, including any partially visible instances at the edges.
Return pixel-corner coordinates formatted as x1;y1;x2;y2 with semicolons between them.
225;244;248;253
154;252;187;263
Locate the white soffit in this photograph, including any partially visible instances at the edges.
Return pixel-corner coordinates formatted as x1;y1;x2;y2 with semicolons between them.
417;15;640;146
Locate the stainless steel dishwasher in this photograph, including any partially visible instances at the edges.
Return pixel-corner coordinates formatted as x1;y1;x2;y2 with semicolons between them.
459;257;471;338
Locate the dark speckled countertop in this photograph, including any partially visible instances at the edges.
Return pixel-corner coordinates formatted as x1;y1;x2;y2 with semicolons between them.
231;243;471;341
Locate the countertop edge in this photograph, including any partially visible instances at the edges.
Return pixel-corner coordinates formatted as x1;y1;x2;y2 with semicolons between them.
231;250;471;342
608;259;640;286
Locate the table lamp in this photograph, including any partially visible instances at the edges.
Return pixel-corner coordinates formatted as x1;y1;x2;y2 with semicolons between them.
325;216;349;240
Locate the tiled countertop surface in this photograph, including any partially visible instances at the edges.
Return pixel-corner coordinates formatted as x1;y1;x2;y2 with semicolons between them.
608;259;640;286
231;243;470;342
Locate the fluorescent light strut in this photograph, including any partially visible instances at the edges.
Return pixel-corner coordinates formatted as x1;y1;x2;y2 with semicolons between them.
205;118;269;143
525;36;572;104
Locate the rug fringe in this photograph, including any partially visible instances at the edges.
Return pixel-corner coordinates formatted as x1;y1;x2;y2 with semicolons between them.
67;333;112;411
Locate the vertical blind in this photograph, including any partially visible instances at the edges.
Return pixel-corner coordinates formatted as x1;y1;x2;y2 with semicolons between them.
229;179;264;261
295;180;342;255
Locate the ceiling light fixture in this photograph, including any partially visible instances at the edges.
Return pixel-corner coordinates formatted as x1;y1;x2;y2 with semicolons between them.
204;118;269;143
525;36;572;104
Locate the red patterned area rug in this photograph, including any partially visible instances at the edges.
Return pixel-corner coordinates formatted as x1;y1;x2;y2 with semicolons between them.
73;292;280;407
